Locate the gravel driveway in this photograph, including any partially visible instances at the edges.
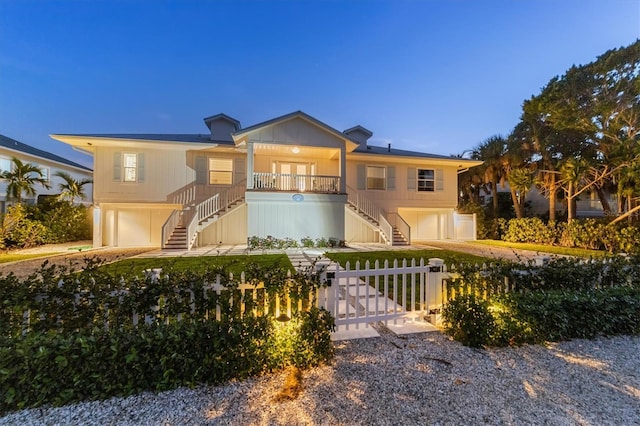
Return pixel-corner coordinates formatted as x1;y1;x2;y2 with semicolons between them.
1;328;638;425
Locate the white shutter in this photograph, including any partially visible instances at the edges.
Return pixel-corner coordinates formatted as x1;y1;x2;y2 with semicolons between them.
195;156;207;184
387;166;395;190
137;153;145;183
113;152;121;182
407;167;416;190
357;165;366;190
436;169;444;191
234;158;246;184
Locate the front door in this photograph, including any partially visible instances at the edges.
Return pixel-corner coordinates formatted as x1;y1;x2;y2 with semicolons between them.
278;162;311;191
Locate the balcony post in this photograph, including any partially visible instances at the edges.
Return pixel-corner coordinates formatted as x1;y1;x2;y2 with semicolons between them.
339;145;347;193
246;142;254;189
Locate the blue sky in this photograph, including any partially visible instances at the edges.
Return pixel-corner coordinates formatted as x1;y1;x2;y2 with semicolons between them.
1;0;638;168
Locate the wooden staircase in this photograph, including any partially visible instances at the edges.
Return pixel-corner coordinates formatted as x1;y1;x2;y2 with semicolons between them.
392;227;410;246
164;225;188;249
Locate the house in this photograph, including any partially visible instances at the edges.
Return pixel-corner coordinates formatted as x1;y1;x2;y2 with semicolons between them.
0;134;93;212
51;111;482;249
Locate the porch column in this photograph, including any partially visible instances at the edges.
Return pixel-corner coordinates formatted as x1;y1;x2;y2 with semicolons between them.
246;141;254;189
339;145;347;193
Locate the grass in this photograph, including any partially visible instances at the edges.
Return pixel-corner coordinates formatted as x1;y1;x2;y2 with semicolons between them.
102;254;293;276
325;249;490;268
470;240;607;258
0;252;63;264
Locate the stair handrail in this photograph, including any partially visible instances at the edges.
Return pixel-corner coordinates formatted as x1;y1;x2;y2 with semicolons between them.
388;211;411;244
185;208;199;250
170;182;197;206
378;212;393;245
196;179;247;225
161;209;183;249
346;185;380;224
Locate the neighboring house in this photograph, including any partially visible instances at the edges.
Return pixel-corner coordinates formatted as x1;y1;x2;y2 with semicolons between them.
492;182;619;217
0;134;93;212
51;111;482;249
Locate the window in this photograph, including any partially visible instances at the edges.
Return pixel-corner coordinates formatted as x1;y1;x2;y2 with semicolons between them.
39;167;49;182
209;158;233;185
0;157;11;173
417;169;435;192
366;166;386;190
123;153;138;182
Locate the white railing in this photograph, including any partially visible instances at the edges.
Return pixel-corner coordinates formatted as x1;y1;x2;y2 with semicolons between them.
378;213;393;245
196;179;246;225
346;185;381;224
171;183;197;206
388;212;411;244
161;209;183;249
186;208;199;250
253;173;341;193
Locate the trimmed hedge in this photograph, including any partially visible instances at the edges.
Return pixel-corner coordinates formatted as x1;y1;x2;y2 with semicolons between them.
0;259;335;413
494;217;640;254
1;307;334;412
442;256;640;347
443;287;640;347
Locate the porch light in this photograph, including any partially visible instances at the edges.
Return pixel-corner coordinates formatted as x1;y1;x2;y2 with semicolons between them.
292;147;300;154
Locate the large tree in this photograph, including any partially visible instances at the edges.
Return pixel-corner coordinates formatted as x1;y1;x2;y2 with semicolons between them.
54;171;93;204
520;40;640;219
0;157;50;204
472;135;507;216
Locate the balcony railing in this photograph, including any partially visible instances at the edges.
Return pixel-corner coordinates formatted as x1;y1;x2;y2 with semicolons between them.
252;173;341;193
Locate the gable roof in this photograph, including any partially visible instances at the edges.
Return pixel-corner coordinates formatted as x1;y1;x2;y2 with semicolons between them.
232;111;360;146
203;113;241;131
0;134;92;172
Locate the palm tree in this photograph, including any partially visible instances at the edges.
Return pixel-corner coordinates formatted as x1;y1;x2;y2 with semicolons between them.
472;135;507;216
0;157;51;204
559;157;590;222
54;171;93;204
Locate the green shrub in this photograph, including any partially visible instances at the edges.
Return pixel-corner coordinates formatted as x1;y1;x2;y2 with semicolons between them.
503;217;556;244
0;204;49;248
442;294;495;348
0;260;335;413
558;219;605;250
32;201;92;243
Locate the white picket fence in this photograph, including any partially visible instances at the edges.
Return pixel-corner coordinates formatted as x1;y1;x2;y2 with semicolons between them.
17;259;456;335
319;258;450;330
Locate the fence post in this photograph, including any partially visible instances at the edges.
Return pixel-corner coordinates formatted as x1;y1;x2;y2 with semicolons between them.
427;258;445;324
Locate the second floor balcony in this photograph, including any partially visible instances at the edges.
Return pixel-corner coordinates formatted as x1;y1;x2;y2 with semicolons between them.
251;172;341;194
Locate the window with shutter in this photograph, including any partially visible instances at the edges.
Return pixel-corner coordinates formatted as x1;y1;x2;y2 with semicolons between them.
209;158;233;185
366;166;386;190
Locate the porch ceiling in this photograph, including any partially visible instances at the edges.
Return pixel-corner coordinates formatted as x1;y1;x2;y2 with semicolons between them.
254;143;340;160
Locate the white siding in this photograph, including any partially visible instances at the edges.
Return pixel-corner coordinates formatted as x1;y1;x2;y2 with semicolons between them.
198;204;248;245
246;192;346;241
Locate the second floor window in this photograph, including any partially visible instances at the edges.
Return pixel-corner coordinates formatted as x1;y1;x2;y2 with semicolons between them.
367;166;386;190
417;169;435;191
123;153;138;182
209;158;233;185
0;157;10;174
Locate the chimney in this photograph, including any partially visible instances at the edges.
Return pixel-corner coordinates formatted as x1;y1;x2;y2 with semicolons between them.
388;143;391;152
343;125;373;149
203;113;241;142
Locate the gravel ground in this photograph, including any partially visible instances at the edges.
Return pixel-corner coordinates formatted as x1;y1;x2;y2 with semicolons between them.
1;328;638;426
0;246;155;279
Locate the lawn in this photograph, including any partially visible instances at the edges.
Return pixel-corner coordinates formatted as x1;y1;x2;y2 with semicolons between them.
102;254;293;276
471;240;607;258
325;249;490;268
0;252;63;264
